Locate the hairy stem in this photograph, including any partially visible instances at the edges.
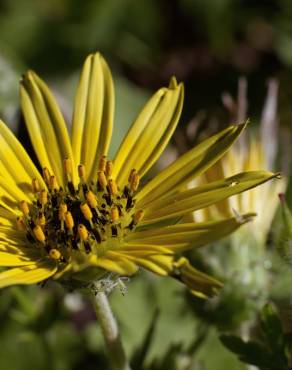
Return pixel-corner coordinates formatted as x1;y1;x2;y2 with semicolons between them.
90;290;131;370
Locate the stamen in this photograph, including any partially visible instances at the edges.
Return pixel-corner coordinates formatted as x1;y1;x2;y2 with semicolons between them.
38;190;48;206
64;211;74;230
108;179;118;195
134;210;144;223
49;175;58;191
37;213;46;226
97;171;107;189
78;164;86;180
80;202;93;221
16;217;26;231
128;169;137;183
130;173;140;192
105;161;113;176
78;224;88;241
49;249;61;260
32;178;40;193
98;156;107;172
86;191;98;208
33;225;46;242
58;203;67;221
111;206;119;222
42;167;50;184
20;201;30;216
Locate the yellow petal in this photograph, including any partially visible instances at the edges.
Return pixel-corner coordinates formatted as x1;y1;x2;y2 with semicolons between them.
20;71;76;186
90;253;138;276
113;78;184;186
121;243;173;255
142;171;278;225
127;213;255;251
116;252;174;276
0;251;38;266
0;121;45;190
173;257;223;298
0;209;15;227
71;53;114;181
0;261;57;288
136;123;246;208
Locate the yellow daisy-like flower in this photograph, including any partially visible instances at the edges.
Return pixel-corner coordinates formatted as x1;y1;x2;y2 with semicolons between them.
194;79;285;246
0;53;277;298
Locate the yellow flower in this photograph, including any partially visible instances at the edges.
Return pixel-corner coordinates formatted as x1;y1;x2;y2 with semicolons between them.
194;79;285;246
0;53;277;298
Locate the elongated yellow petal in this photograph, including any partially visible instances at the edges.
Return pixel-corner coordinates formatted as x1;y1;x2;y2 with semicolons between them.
127;213;255;251
113;78;184;186
136;124;246;208
0;208;15;227
0;251;38;266
71;53;114;181
142;171;278;225
0;121;45;191
90;253;138;275
0;244;38;258
0;172;31;204
115;252;174;276
20;72;76;186
0;176;32;210
121;243;173;255
0;261;57;288
173;257;223;298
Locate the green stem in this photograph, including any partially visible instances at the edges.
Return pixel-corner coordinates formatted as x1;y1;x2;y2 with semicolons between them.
90;290;131;370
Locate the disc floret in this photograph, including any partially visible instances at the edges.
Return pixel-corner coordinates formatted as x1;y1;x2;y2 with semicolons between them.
16;157;143;266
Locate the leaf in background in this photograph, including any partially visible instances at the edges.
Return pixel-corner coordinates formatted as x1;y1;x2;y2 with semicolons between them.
260;302;284;351
131;308;159;369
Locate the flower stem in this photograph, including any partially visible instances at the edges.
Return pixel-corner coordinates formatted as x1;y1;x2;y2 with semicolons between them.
90;290;131;370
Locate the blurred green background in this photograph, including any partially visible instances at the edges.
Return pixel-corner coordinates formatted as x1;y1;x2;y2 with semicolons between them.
0;1;292;369
0;0;291;197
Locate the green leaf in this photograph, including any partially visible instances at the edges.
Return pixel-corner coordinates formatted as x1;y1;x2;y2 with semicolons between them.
220;335;272;368
260;303;284;351
131;308;160;369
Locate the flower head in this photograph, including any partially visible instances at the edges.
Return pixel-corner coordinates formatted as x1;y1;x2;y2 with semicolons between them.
0;53;277;298
194;78;285;246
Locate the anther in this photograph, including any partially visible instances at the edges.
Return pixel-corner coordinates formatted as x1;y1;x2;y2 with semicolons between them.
64;211;74;230
58;203;67;221
86;191;98;208
42;167;50;184
32;178;40;193
16;217;26;231
111;206;119;223
64;157;72;176
20;200;30;216
130;173;140;192
33;225;46;242
80;202;93;221
78;164;86;180
37;213;46;227
49;249;61;260
98;171;108;189
78;224;88;241
106;161;113;176
98;155;107;172
134;210;144;224
108;179;118;195
128;169;137;183
38;190;48;206
49;175;58;191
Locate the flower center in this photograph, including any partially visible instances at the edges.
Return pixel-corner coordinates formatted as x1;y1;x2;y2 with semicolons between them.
17;157;144;264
